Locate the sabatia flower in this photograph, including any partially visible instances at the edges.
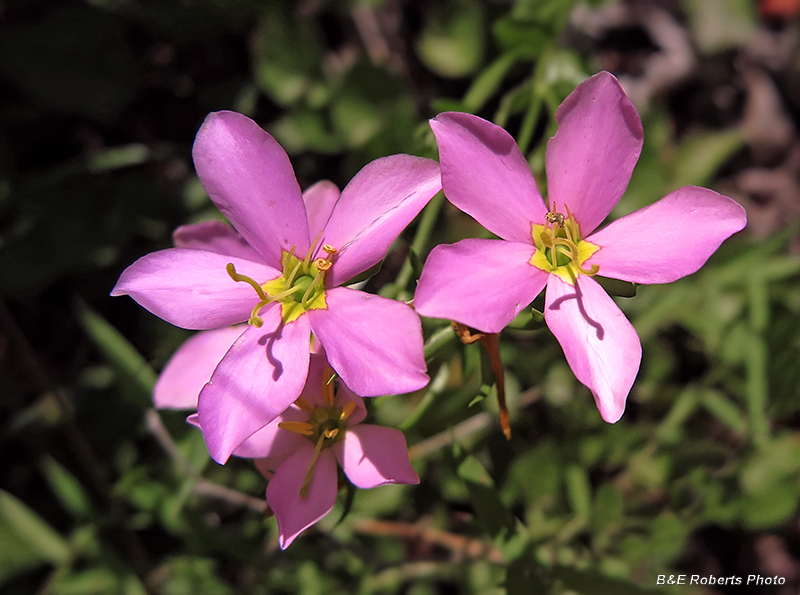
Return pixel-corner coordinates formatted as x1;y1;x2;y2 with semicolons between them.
156;340;418;549
224;352;419;549
113;111;441;462
414;72;747;423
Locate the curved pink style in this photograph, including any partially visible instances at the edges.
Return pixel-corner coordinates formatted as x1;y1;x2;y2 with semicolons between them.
416;71;747;422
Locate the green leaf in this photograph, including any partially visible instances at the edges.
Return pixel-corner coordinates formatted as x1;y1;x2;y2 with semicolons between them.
0;490;70;566
684;0;757;54
457;456;515;536
740;434;800;496
41;456;94;520
507;307;546;330
554;566;663;595
150;556;233;595
739;481;800;529
463;52;519;113
670;129;746;188
53;567;118;595
564;465;591;520
594;276;638;298
592;484;623;533
492;17;550;55
250;5;321;106
504;443;561;506
416;0;485;78
270;111;342;154
700;389;746;435
76;302;156;406
505;557;548;595
0;517;49;585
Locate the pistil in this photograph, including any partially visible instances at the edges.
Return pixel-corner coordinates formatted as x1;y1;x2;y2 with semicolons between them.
276;367;358;499
530;203;600;283
226;241;338;325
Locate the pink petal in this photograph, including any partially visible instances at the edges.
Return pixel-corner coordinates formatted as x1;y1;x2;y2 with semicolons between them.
172;220;263;262
320;155;441;286
302;181;340;240
298;351;333;408
300;353;368;425
585;186;747;284
111;248;278;330
154;325;246;409
430;112;547;243
267;445;338;549
192;111;310;269
544;275;641;423
197;310;311;463
232;407;308;464
545;71;643;236
414;238;549;333
335;425;419;489
307;287;428;396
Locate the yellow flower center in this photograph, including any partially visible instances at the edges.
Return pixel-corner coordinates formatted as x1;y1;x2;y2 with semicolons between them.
278;368;358;498
529;203;600;284
226;242;336;325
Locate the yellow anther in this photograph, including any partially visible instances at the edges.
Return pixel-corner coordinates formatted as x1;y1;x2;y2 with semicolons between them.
323;428;339;440
315;258;332;271
323;244;337;255
278;421;315;436
340;401;357;420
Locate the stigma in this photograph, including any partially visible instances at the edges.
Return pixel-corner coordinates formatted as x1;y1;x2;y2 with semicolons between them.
530;203;599;284
227;240;337;325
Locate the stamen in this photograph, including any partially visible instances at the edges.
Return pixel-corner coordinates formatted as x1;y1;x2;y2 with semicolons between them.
265;285;302;302
304;230;326;268
323;428;339;440
321;368;335;405
284;259;303;288
322;244;337;255
278;421;315;436
300;434;326;498
226;263;268;301
340;401;357;420
315;258;332;271
295;396;314;413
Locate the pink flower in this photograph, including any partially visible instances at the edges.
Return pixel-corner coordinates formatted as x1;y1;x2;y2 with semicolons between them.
224;352;418;549
156;336;418;549
414;72;747;423
113;111;441;462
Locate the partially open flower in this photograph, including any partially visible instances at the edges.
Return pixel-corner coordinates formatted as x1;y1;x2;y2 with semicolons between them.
113;111;441;462
415;71;747;423
225;352;419;549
